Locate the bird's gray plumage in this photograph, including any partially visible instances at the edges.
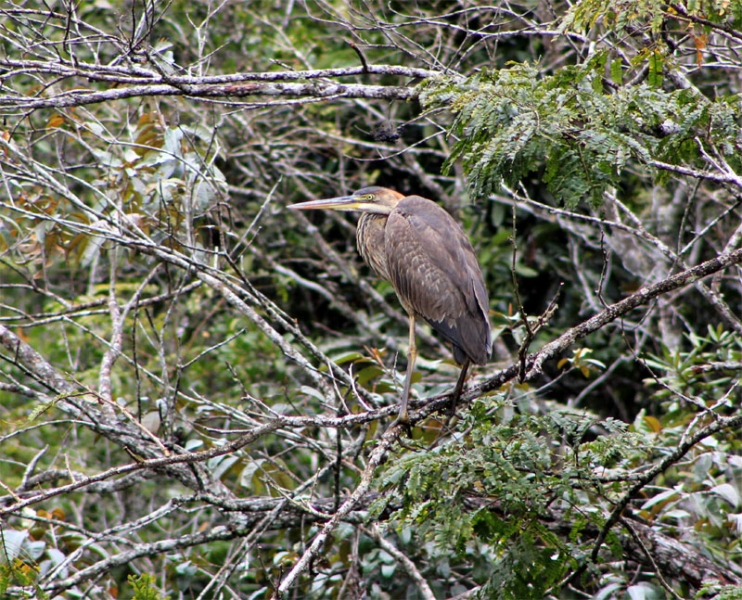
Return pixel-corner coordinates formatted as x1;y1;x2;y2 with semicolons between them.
289;186;492;424
375;196;491;366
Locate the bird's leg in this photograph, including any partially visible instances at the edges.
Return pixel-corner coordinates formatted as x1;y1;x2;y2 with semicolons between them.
396;314;418;425
449;359;471;417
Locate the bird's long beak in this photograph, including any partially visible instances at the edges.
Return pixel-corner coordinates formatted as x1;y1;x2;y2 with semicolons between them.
287;196;362;212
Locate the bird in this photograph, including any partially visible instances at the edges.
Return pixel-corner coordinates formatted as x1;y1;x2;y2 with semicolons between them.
288;186;492;424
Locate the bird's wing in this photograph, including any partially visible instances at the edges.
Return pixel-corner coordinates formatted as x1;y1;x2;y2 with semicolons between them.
385;196;492;365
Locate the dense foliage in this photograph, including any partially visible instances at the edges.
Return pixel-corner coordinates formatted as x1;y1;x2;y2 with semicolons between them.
1;1;742;599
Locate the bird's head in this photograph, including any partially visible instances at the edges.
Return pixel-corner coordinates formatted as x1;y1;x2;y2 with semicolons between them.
288;186;404;215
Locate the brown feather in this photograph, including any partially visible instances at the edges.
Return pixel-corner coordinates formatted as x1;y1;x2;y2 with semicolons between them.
359;195;492;366
290;186;492;423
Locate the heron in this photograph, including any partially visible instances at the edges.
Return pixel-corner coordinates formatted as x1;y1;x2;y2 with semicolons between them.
289;186;492;424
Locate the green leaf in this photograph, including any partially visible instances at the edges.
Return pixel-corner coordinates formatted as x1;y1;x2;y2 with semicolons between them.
648;51;663;87
611;58;623;85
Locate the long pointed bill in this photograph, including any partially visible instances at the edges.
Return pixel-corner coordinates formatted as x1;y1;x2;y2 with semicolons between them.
287;196;363;212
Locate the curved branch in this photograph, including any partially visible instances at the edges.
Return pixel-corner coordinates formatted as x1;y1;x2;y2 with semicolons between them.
272;424;404;598
1;81;418;111
523;247;742;380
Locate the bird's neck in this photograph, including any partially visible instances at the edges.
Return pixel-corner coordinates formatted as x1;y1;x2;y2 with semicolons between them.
356;213;391;282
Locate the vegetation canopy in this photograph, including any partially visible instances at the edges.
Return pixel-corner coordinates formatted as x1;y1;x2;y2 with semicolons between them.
1;1;742;599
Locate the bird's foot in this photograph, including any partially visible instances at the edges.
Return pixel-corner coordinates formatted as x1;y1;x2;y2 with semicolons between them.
389;408;413;436
447;396;459;418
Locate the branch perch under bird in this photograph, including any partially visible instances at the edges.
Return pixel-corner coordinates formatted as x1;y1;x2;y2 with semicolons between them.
289;186;492;424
